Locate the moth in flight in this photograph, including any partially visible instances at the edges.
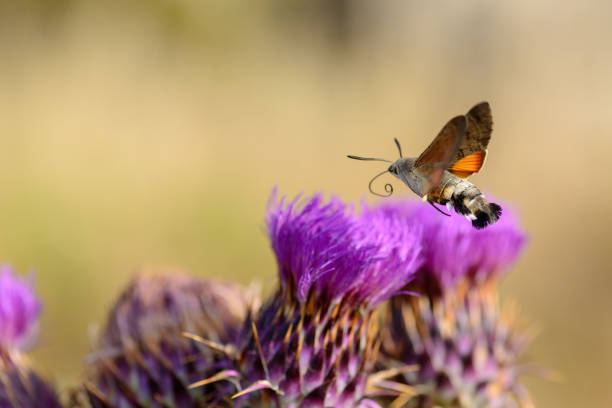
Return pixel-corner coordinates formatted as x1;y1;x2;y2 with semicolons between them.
348;102;501;229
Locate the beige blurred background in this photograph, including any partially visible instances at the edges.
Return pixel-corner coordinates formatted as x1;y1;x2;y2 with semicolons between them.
0;0;610;406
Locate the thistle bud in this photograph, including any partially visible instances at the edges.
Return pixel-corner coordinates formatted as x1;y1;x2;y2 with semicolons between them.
85;273;253;407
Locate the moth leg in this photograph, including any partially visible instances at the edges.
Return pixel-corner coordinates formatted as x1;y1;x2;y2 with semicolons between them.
428;200;451;217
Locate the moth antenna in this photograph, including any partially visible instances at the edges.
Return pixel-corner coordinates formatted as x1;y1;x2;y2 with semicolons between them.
347;155;392;163
368;169;394;197
393;138;403;158
428;201;451;216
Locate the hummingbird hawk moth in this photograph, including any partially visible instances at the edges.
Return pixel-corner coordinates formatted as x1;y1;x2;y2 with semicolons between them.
348;102;501;229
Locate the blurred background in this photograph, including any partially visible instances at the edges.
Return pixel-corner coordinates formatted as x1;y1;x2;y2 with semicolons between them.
0;0;610;406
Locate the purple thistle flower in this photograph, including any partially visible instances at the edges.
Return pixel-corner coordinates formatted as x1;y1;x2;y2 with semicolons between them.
84;273;255;408
266;191;422;307
378;199;533;407
0;266;61;408
0;265;41;351
233;190;422;407
376;200;526;293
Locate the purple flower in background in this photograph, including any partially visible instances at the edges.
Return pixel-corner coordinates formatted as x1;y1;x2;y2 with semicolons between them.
0;265;41;351
0;265;61;408
379;199;533;407
232;190;422;407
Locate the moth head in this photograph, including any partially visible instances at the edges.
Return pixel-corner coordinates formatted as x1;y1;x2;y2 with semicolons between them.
347;138;406;197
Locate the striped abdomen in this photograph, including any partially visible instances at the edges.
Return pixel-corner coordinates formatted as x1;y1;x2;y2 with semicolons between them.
432;172;502;229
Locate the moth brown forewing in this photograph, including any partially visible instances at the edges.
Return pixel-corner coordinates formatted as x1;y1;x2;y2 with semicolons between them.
348;102;502;229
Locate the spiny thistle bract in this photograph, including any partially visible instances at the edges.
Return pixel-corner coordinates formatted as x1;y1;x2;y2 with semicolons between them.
227;191;422;407
0;265;62;408
379;202;532;408
84;273;255;408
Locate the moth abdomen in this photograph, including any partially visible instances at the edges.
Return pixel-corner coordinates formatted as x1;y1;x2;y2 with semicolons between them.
451;194;471;216
439;175;502;229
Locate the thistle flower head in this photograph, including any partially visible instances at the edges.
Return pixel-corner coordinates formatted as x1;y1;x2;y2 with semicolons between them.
380;200;532;407
266;191;421;308
0;266;61;408
0;265;41;351
233;191;422;407
86;273;254;407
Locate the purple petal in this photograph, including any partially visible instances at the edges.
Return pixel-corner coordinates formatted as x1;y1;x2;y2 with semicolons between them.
0;265;42;350
266;190;422;307
375;199;526;291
